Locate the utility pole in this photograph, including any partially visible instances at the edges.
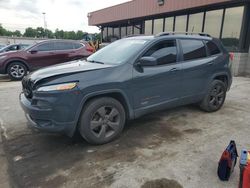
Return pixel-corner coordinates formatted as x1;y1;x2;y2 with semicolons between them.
42;12;47;38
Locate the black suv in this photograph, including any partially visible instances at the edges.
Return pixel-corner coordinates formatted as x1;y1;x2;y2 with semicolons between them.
20;33;232;144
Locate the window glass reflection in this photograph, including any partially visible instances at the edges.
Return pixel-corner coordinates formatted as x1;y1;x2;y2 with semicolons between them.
204;9;223;38
188;13;204;33
102;27;108;42
175;15;187;32
165;17;174;32
134;25;141;35
127;26;133;35
222;6;244;51
113;27;120;39
145;20;153;35
153;18;164;34
121;27;127;38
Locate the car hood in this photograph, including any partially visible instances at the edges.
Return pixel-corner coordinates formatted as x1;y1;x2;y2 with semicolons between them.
29;60;114;84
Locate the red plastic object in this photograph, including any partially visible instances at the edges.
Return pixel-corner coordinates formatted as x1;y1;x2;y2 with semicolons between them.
242;165;250;188
229;52;234;61
85;43;95;53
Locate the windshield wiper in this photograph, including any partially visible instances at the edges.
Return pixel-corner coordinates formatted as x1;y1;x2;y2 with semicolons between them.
88;60;104;64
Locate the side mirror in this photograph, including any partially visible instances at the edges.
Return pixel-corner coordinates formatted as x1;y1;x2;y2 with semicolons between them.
30;50;38;54
138;56;157;66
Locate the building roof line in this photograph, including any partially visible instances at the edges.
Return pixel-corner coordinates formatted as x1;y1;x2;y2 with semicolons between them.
89;0;133;14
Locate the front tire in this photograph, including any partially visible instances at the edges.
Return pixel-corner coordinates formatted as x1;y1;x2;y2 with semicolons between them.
79;97;126;145
7;62;27;81
200;80;227;112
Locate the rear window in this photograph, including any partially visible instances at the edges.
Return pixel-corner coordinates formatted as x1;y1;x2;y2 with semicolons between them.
54;42;74;50
37;43;55;51
205;41;221;55
74;43;83;49
180;39;207;61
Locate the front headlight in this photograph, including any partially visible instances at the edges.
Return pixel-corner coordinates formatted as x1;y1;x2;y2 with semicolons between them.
37;82;77;92
0;55;7;60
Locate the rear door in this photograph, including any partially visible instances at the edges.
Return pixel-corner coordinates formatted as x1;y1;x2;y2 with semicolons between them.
54;41;76;63
179;39;216;100
132;39;182;113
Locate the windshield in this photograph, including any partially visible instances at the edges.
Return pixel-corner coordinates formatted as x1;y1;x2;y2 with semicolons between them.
87;38;149;65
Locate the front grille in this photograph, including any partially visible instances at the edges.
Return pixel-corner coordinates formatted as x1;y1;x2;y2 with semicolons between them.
22;76;33;98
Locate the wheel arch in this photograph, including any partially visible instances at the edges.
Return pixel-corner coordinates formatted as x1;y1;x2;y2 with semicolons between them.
212;73;230;89
5;59;30;73
79;90;133;120
69;89;134;137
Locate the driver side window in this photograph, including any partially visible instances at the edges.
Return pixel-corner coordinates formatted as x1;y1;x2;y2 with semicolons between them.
143;40;177;65
37;42;55;52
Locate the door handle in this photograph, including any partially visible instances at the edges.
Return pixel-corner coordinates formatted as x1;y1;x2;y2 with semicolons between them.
170;68;179;72
208;61;214;66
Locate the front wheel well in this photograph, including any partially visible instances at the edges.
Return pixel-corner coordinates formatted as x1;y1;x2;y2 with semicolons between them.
83;92;130;120
5;60;29;73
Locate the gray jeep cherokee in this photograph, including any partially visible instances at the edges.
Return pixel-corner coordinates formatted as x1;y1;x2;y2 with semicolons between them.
20;33;232;144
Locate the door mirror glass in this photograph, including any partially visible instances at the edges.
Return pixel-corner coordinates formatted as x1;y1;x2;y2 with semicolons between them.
138;56;157;66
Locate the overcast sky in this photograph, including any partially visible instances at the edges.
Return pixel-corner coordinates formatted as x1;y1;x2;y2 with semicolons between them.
0;0;129;33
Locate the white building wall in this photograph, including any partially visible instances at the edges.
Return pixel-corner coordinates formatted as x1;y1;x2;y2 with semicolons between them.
232;47;250;77
0;36;44;45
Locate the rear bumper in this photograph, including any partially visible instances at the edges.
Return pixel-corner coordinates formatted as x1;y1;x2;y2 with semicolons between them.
19;91;83;136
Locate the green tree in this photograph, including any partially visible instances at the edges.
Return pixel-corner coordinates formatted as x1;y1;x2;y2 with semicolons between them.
0;24;8;36
36;27;45;38
23;27;37;37
44;29;53;38
76;30;84;40
65;31;76;40
54;29;64;39
12;30;22;37
95;33;101;41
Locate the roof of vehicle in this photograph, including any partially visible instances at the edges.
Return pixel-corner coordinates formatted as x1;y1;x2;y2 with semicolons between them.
125;32;213;41
37;39;82;44
24;39;83;51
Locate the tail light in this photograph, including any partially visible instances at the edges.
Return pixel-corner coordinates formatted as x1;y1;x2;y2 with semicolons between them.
229;52;234;61
85;43;94;53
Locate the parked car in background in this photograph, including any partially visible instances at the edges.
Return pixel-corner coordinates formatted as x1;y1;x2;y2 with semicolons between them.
0;43;30;53
20;33;232;145
0;44;6;49
0;40;94;80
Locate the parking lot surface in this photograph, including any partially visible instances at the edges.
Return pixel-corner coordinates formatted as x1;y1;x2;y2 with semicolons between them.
0;75;250;188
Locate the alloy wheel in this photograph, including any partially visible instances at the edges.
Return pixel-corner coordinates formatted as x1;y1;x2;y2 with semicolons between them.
90;106;120;139
209;84;225;108
10;64;25;79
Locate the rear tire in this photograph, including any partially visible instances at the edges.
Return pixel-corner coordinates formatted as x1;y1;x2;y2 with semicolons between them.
79;97;126;145
200;80;226;112
7;62;27;81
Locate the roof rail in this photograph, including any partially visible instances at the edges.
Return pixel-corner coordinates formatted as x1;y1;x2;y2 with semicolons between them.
123;34;145;38
155;32;211;37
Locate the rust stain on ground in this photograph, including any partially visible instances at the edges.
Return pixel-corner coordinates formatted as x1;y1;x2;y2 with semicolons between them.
183;128;202;134
141;178;183;188
2;109;188;188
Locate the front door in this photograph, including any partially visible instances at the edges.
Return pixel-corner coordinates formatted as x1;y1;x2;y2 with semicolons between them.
27;42;58;70
132;39;182;115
